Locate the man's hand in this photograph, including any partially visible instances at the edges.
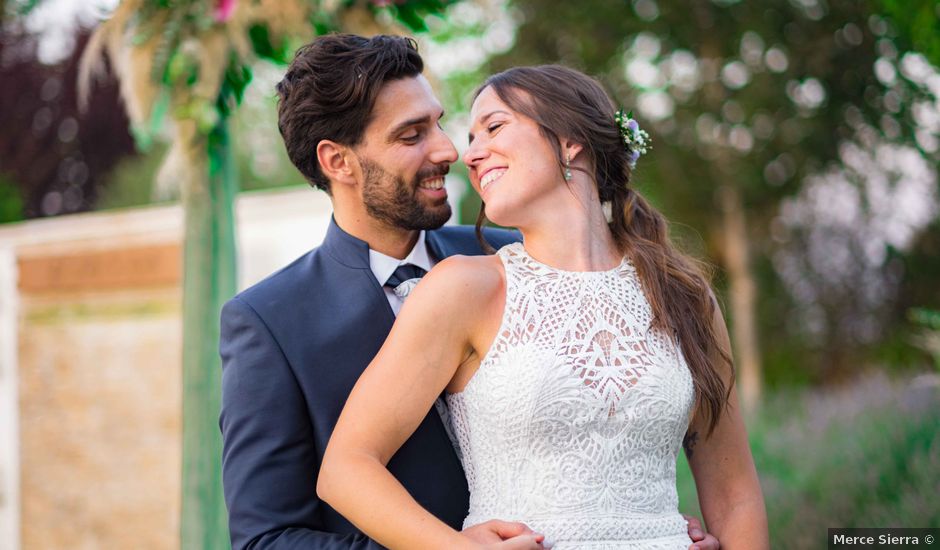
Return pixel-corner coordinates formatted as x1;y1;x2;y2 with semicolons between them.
462;520;551;549
685;514;720;550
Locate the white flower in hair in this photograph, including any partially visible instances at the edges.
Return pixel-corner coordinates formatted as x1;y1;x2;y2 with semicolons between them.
615;109;652;168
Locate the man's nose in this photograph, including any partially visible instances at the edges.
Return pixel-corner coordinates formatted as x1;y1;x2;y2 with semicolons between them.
429;125;458;165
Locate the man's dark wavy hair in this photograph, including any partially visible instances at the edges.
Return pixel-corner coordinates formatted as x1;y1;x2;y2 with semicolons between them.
275;34;424;193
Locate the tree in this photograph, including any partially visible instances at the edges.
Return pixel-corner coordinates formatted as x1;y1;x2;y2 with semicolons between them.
0;25;135;219
878;0;940;66
485;0;939;403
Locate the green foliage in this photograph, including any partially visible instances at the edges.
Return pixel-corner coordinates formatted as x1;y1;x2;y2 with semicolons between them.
147;2;215;86
385;0;453;33
248;23;292;65
9;0;40;16
493;0;919;212
877;0;940;66
95;144;168;210
110;0;460;152
909;308;940;330
218;54;253;117
309;7;340;36
677;377;940;548
0;173;24;223
909;307;940;369
476;0;940;380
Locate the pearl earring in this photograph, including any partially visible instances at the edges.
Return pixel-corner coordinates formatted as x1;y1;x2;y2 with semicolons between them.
564;153;572;181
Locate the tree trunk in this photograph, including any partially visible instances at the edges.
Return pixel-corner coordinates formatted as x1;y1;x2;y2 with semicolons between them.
688;2;762;413
180;118;237;549
718;185;762;414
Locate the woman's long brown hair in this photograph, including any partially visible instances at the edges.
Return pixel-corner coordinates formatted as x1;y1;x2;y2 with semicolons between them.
473;65;733;435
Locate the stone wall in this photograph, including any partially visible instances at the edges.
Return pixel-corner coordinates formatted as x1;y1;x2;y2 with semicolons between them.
0;187;333;549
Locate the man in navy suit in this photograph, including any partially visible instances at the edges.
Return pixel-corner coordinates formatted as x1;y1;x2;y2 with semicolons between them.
219;34;718;550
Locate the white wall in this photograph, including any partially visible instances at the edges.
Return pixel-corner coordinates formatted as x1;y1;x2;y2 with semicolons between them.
0;246;20;550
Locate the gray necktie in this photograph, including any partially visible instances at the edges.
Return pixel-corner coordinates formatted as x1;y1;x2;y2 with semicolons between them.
384;264;427;300
384;263;458;453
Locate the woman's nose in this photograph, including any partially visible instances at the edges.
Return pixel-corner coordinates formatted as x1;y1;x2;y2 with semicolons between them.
463;139;488;168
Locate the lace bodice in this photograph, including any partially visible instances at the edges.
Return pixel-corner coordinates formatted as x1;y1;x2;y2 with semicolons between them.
446;243;695;549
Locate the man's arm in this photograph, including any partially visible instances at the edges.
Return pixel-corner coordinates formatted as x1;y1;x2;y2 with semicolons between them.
220;296;382;550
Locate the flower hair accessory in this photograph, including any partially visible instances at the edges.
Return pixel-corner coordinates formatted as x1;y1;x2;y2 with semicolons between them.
615;109;651;168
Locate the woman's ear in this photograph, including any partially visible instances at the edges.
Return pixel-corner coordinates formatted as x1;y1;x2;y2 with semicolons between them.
317;140;358;188
563;140;584;162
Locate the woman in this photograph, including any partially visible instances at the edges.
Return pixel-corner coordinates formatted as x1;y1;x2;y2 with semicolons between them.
318;65;768;550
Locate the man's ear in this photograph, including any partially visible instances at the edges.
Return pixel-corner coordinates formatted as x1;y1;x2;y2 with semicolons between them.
317;140;357;187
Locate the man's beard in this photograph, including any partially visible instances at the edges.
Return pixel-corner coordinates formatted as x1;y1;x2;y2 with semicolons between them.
360;158;452;231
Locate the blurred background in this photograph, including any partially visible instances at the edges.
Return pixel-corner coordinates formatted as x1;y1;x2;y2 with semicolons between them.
0;0;938;548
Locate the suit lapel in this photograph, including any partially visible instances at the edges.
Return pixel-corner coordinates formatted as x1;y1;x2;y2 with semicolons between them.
321;217;396;324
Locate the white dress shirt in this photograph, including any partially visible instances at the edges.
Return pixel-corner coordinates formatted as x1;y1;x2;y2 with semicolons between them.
368;231;436;316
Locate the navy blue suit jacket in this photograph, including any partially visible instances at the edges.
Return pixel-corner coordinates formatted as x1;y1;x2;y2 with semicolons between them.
220;219;519;549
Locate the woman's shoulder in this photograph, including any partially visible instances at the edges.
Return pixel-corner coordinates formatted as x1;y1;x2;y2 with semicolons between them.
431;253;504;284
415;254;504;303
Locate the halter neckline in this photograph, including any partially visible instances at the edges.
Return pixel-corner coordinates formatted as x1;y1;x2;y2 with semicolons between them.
507;242;632;275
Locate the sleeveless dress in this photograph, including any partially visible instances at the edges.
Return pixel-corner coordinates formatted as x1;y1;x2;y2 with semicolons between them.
446;243;695;550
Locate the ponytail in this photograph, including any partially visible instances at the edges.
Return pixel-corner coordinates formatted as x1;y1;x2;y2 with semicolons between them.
611;187;732;435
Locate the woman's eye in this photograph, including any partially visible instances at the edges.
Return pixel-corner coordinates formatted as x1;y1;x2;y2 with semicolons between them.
401;133;420;143
487;122;504;133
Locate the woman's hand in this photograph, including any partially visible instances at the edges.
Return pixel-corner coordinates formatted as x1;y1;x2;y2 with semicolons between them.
480;534;549;549
461;519;552;550
462;520;537;544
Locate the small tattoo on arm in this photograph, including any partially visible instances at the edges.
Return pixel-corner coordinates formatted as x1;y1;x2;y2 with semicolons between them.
683;431;699;459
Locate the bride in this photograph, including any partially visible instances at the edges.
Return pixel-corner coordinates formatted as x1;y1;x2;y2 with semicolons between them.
317;65;768;550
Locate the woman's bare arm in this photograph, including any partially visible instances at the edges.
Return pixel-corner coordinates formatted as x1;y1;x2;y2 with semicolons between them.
317;256;543;550
685;300;769;550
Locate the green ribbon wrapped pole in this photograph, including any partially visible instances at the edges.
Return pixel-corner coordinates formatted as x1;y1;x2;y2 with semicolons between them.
180;117;237;549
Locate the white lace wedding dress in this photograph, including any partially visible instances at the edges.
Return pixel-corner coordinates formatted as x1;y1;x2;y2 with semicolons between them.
446;243;695;549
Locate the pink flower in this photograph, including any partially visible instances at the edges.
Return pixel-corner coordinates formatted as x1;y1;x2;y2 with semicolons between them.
214;0;237;23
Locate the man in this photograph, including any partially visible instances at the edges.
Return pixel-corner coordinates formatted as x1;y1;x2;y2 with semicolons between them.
219;34;718;550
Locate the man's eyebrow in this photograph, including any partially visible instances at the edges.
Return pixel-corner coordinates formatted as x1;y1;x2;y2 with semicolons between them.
386;110;445;142
468;110;510;143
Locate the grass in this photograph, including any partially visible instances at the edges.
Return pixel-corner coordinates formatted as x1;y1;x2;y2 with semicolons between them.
677;372;940;549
